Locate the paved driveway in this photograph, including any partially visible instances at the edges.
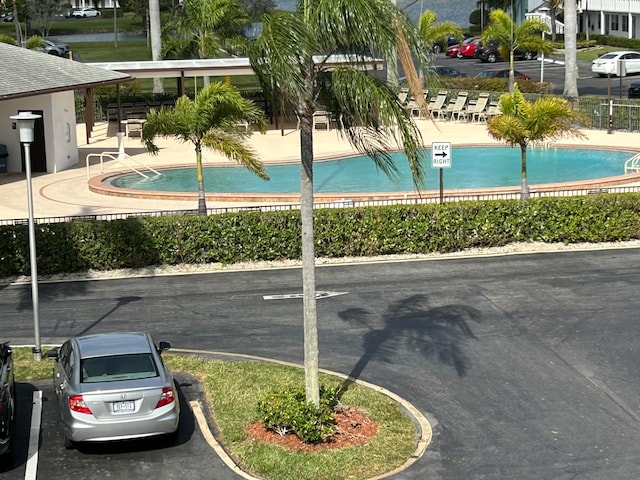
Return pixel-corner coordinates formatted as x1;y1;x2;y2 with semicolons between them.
2;248;640;479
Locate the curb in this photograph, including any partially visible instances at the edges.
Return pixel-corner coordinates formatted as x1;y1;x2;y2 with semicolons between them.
172;348;433;480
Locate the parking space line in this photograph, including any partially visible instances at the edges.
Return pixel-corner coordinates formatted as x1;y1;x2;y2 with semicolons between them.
24;390;42;480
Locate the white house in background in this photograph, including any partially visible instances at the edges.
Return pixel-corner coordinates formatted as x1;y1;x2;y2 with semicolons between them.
527;1;640;40
65;1;120;7
576;0;639;39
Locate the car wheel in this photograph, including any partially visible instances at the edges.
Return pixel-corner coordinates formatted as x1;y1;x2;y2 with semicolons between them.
523;51;534;61
63;430;74;449
456;51;463;59
487;52;497;63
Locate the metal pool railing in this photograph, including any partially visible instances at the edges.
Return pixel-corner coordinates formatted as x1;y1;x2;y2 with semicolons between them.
3;185;640;226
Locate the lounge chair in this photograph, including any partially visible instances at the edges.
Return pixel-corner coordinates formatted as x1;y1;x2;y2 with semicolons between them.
428;91;449;120
484;101;502;120
467;92;491;123
405;90;429;118
444;91;469;121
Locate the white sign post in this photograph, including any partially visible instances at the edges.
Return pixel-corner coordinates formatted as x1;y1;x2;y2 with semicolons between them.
432;142;451;203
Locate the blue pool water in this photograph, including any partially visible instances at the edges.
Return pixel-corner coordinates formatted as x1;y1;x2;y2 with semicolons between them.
108;147;635;193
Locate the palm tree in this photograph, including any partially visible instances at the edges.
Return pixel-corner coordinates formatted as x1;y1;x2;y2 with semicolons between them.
141;82;269;215
149;0;163;93
249;0;429;406
486;84;586;201
418;10;463;55
162;0;249;62
562;0;579;100
481;8;553;92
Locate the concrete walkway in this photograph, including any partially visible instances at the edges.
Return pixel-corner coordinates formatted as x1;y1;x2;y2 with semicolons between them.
0;119;638;221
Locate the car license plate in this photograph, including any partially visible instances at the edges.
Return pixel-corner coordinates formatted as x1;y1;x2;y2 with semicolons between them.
113;400;135;413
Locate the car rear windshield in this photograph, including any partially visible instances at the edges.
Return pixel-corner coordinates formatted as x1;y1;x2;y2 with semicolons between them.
81;354;158;383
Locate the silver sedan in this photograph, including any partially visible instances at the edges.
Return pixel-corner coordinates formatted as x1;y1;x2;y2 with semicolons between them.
47;332;180;448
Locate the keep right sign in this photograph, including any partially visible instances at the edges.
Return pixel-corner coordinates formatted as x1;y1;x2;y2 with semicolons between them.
431;142;451;168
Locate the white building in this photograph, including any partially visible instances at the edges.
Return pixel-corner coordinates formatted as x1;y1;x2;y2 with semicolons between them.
527;1;640;40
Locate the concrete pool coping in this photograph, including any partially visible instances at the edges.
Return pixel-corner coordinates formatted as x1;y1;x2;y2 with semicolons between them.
1;120;640;220
87;143;640;203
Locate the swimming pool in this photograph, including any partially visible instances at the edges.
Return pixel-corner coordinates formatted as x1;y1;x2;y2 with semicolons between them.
105;146;636;195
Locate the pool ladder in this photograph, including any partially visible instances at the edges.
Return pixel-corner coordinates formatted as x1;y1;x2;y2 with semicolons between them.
624;152;640;174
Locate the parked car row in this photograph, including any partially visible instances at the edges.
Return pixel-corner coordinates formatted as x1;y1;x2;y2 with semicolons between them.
444;37;537;63
0;332;179;461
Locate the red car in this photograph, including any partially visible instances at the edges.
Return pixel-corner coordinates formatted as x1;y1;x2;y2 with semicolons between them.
446;36;477;58
475;69;532;80
458;37;481;58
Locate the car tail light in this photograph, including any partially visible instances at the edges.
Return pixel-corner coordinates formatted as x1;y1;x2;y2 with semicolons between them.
69;395;92;414
155;387;175;408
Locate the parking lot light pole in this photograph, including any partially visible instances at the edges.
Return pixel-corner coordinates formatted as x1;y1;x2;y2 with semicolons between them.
10;111;43;361
605;62;614;134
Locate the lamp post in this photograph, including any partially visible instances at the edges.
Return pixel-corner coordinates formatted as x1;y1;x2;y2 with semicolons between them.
538;7;550;85
604;62;614;134
113;0;118;48
9;111;42;361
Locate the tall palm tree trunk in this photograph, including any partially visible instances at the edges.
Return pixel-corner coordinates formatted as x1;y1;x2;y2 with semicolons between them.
195;144;207;214
299;108;320;407
149;0;164;93
563;0;579;100
520;144;529;201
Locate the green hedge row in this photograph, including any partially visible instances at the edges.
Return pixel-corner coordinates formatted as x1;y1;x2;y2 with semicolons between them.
2;194;640;278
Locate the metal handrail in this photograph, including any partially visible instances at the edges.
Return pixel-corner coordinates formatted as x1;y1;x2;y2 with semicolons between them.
624;152;640;173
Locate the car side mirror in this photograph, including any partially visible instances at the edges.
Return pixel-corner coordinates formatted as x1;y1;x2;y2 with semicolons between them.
157;341;171;353
46;348;59;360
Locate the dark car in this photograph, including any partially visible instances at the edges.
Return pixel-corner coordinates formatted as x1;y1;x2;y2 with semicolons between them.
476;41;537;63
2;13;14;22
64;8;81;18
476;69;532;80
433;65;468;77
628;80;640;99
0;342;15;461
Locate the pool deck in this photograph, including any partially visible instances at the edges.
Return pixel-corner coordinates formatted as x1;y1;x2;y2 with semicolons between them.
1;119;639;221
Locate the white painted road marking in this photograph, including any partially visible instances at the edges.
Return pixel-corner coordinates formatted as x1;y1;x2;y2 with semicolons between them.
263;291;348;300
25;390;42;480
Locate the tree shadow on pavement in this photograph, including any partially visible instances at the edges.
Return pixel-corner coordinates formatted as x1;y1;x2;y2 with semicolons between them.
337;294;481;397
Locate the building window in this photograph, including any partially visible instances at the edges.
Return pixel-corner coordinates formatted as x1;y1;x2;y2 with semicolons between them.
611;15;619;31
622;15;629;32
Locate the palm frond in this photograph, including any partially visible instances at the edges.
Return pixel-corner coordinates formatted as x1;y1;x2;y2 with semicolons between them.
202;131;269;180
331;68;426;190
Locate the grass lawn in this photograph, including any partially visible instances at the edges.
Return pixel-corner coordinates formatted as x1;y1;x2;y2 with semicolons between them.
13;348;422;480
576;44;624;62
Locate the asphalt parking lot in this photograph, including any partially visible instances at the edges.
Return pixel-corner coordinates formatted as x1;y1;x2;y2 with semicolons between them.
2;248;640;479
433;52;639;97
0;374;240;480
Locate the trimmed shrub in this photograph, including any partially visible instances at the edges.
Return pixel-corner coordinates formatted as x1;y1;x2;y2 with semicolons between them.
257;386;339;443
2;194;640;278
